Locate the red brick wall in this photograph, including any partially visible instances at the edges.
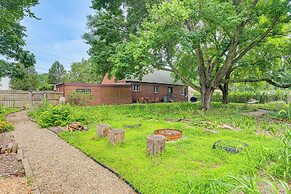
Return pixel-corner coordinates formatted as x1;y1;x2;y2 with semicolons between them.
129;82;187;102
56;83;132;105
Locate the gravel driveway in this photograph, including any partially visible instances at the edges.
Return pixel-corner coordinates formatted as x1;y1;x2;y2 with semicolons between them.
7;111;135;194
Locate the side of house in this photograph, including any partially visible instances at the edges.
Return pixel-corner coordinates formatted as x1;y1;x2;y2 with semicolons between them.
56;83;132;105
101;70;188;102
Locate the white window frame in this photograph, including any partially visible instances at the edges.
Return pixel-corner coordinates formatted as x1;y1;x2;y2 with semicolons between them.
132;85;140;92
153;86;159;93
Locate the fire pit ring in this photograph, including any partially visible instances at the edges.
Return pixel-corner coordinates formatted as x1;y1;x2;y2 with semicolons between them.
154;129;182;141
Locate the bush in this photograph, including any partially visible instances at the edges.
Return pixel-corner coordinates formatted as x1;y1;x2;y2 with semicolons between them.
0;121;14;133
67;91;95;106
196;90;289;103
35;104;85;128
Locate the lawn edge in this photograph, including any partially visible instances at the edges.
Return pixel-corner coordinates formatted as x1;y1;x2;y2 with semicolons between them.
27;115;142;194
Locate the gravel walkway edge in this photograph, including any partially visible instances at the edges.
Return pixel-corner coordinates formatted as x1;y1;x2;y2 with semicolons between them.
7;111;136;194
45;125;142;194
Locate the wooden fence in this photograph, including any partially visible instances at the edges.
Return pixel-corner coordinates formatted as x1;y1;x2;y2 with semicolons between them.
0;91;63;108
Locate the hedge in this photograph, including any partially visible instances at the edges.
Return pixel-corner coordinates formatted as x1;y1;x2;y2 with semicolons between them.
194;90;289;103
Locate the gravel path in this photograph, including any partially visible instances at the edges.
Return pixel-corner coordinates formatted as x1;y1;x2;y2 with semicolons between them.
7;111;135;194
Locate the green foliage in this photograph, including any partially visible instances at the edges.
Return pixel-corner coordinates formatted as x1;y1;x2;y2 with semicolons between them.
268;129;291;181
278;103;291;120
0;121;14;133
9;65;38;91
67;91;95;106
87;0;291;109
207;90;289;104
29;103;85;128
65;59;102;83
30;102;290;193
0;0;38;78
48;61;66;84
36;73;53;91
0;107;16;133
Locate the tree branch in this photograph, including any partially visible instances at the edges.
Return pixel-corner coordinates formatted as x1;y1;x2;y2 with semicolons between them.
225;78;291;88
233;15;280;64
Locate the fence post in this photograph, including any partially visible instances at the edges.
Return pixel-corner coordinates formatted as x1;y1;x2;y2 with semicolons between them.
28;91;32;107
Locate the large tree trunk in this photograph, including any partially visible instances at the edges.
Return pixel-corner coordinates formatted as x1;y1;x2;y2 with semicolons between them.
219;84;229;104
201;87;215;110
218;70;231;104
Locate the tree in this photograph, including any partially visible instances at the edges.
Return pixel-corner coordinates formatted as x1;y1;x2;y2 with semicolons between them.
219;37;291;104
0;0;38;78
48;61;66;84
9;65;38;91
103;0;290;110
37;73;53;91
65;59;102;83
83;0;160;78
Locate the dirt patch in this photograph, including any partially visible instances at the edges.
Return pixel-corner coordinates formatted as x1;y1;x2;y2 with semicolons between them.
241;109;270;117
217;123;240;132
0;176;31;194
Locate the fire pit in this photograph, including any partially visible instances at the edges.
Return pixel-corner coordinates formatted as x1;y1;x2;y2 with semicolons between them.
154;129;182;141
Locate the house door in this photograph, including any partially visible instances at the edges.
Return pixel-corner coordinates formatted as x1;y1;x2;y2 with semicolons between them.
167;87;173;95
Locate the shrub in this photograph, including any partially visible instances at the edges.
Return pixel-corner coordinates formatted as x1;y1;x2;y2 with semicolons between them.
0;121;14;133
194;90;289;103
36;104;85;128
67;91;95;106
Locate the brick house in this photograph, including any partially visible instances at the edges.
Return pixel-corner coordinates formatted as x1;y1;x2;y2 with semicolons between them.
55;83;132;105
101;70;188;103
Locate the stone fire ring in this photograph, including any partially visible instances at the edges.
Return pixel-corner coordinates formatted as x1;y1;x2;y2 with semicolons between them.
154;129;182;141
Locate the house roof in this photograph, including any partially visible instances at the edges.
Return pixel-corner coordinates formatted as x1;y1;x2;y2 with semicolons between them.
126;70;184;86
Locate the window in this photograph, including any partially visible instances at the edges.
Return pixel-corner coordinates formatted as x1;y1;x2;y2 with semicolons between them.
132;85;140;92
167;87;173;95
181;87;188;96
153;86;159;93
76;89;92;93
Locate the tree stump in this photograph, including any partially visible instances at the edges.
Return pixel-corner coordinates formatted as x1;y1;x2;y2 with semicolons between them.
97;124;111;137
146;135;166;156
108;129;125;145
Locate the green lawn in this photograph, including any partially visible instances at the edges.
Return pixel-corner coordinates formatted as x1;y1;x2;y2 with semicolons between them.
31;102;290;193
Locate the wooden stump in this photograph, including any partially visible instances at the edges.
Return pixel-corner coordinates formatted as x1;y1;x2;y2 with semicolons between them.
97;124;111;137
108;129;125;145
147;135;166;156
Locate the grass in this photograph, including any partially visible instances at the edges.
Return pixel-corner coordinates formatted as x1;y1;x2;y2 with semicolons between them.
31;102;290;193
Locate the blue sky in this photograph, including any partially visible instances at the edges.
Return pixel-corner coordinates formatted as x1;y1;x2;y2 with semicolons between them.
22;0;94;73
